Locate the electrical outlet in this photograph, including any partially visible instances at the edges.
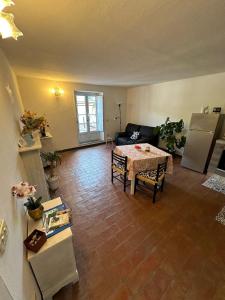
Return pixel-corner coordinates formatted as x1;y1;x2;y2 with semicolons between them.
0;220;8;254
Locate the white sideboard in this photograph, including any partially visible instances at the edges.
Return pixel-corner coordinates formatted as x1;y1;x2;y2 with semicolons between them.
27;197;79;300
19;133;50;201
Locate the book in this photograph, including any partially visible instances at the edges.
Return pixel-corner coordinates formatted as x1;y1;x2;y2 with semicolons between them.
42;203;72;238
48;213;70;230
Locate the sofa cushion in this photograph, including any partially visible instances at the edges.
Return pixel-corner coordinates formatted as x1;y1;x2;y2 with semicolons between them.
139;125;155;138
112;161;125;173
130;131;140;140
125;123;141;136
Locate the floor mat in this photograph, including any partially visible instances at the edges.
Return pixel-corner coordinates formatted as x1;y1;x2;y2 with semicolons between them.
202;174;225;195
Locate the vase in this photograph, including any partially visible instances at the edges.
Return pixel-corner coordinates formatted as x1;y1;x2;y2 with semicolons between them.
23;133;35;146
47;175;59;191
28;205;44;220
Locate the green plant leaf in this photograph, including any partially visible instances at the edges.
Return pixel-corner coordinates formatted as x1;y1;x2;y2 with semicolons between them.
24;196;42;210
157;118;186;152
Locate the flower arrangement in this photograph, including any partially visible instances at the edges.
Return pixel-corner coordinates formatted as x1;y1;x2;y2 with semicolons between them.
12;181;36;198
20;110;49;135
12;182;43;220
39;117;50;137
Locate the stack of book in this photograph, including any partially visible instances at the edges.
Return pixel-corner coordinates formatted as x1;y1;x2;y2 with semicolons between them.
42;203;72;238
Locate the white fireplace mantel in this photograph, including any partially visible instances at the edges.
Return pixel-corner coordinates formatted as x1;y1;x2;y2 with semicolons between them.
19;133;50;201
19;134;42;153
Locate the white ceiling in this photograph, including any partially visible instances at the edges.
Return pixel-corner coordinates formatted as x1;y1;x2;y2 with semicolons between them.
1;0;225;86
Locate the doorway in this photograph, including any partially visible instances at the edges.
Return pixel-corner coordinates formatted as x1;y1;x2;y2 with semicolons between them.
75;91;104;144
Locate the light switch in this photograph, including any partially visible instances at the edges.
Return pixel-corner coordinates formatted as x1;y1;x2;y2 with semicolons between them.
0;220;8;254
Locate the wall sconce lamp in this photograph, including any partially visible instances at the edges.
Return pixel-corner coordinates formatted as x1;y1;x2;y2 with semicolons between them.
0;0;23;40
50;87;64;97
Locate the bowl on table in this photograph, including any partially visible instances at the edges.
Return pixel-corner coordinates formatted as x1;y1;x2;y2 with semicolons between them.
134;145;142;150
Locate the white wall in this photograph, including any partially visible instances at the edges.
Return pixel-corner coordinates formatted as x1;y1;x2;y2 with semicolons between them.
17;76;127;151
0;49;40;300
127;72;225;131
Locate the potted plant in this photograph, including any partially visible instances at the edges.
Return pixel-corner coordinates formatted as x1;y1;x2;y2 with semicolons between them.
20;110;48;146
11;182;43;220
41;151;62;191
154;117;186;154
24;196;43;220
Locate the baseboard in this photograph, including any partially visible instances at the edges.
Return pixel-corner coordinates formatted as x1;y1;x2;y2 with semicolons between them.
59;141;106;153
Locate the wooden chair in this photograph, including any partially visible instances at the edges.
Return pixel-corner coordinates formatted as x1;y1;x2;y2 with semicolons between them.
111;151;128;192
134;157;168;203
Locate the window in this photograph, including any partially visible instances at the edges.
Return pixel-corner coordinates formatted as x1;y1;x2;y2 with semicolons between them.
75;91;103;134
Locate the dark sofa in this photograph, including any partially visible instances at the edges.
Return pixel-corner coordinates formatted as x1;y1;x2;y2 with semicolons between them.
115;123;158;146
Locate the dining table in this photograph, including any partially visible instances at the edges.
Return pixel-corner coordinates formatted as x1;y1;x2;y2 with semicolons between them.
114;143;173;195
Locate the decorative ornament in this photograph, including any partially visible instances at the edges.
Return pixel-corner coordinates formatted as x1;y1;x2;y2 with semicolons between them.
0;0;23;40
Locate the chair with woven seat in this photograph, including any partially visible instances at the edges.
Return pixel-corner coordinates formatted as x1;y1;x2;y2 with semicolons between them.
111;151;128;192
134;157;168;203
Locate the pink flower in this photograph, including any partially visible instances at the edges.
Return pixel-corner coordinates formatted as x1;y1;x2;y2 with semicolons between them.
11;182;36;198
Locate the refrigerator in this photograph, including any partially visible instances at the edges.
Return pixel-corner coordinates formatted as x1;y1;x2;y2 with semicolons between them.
181;113;224;173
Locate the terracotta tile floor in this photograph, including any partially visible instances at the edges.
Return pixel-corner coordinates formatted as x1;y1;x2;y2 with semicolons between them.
53;145;225;300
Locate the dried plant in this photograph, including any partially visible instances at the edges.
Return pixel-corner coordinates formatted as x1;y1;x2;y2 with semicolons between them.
20;110;49;134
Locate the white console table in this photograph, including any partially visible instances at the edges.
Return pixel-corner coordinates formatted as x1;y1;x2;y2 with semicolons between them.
27;197;79;300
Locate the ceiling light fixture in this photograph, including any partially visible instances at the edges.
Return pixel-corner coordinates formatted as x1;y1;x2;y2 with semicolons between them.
0;0;23;40
0;0;14;11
